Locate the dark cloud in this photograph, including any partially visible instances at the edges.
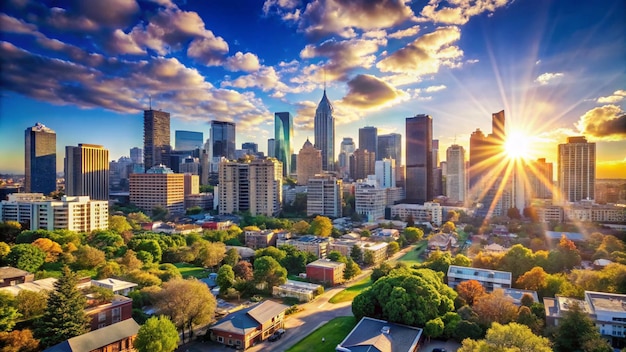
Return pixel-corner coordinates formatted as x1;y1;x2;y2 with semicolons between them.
342;74;404;108
576;105;626;141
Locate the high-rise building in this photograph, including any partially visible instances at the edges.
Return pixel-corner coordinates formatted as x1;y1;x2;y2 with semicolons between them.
355;178;386;222
338;137;356;179
446;144;466;205
24;123;57;194
359;126;378;157
130;147;143;164
307;174;342;217
405;115;433;203
314;90;335;171
129;165;185;215
144;109;171;170
432;139;442;196
218;158;283;216
530;158;553;200
65;144;109;200
468;128;489;190
296;139;322;185
267;139;276;158
350;149;375;181
375;158;396;189
558;136;595;203
242;142;258;154
274;112;293;177
492;110;505;142
210;121;236;160
377;133;402;163
175;131;203;151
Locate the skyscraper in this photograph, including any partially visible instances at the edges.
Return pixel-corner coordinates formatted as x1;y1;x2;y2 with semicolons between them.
359;126;378;158
432;139;442;196
405;115;433;204
350;149;376;181
267;139;276;158
314;90;335;171
375;158;396;189
274;112;293;176
130;147;143;164
338;137;355;179
296;139;322;185
175;130;203;151
377;133;402;163
446;144;466;205
492;110;505;142
530;158;553;200
210;121;236;160
558;136;595;203
242;142;258;154
65;144;110;201
25;122;57;194
144;109;171;170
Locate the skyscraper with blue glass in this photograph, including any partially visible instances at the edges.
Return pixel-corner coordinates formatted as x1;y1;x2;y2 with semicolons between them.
274;112;293;176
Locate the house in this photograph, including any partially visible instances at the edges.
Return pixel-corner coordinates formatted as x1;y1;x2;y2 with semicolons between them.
336;317;423;352
91;278;137;296
0;277;91;296
209;300;288;349
245;230;277;249
306;260;346;286
427;233;458;251
483;243;508;254
371;228;400;242
43;318;139;352
85;295;133;330
272;280;323;302
0;266;34;288
447;265;512;292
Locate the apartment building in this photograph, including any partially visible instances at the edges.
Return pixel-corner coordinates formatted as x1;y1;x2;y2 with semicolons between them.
447;265;512;292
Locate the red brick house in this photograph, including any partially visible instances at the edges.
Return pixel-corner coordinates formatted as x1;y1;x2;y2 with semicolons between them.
209;300;288;349
306;259;345;286
43;318;139;352
85;295;133;330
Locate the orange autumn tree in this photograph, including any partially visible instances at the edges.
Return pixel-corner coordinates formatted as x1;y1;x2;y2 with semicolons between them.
456;279;486;306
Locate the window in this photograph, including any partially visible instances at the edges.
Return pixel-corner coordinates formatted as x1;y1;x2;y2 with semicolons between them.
217;336;224;343
98;312;106;322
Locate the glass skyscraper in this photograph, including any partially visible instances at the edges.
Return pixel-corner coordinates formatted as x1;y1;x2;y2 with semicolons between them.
175;130;203;151
210;121;236;160
406;114;433;204
359;126;378;157
314;90;335;171
143;109;171;170
377;133;402;163
25;122;57;194
274;112;293;176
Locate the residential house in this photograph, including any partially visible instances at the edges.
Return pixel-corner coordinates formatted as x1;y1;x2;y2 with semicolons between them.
43;318;139;352
85;295;133;330
0;266;34;288
427;233;458;251
502;288;539;306
336;317;423;352
371;229;400;242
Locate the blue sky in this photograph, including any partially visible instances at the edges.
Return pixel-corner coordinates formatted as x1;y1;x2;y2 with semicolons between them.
1;0;625;178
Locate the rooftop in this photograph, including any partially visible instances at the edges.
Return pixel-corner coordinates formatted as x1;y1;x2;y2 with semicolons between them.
43;318;139;352
586;291;626;312
211;300;288;335
0;266;30;279
337;317;422;352
307;259;345;269
447;265;512;281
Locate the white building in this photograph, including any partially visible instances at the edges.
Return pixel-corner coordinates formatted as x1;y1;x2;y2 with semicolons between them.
355;178;386;222
445;144;466;205
307;174;342;218
446;265;512;292
389;202;443;226
375;158;396;189
0;194;108;232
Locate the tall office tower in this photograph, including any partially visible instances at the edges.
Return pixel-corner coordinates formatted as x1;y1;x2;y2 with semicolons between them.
338;137;356;179
210;121;236;160
275;112;293;177
65;144;109;201
558;136;596;203
130;147;143;164
267;139;276;158
359;126;378;157
218;158;283;216
432;139;442;196
175;131;203;151
446;144;466;205
314;90;335;171
375;158;396;189
307;174;342;218
405;115;433;204
242;142;258;154
144;109;171;170
530;158;553;199
468;128;489;190
350;149;376;181
492;110;505;142
130;165;185;215
25;123;57;194
432;139;440;168
377;133;402;162
297;139;322;185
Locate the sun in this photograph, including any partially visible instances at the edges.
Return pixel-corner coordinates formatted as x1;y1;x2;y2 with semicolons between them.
504;131;531;160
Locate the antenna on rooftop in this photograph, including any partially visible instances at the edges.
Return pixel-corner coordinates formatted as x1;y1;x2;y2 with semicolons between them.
149;95;152;110
323;68;326;92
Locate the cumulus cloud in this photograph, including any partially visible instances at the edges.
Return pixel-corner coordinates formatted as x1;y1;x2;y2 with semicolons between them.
342;74;408;109
419;0;512;25
576;105;626;141
597;89;626;104
389;25;421;39
225;52;261;72
535;72;564;85
376;26;463;78
221;66;289;93
425;84;447;92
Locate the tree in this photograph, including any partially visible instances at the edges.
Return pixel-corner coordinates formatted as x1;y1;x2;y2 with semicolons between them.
134;239;163;263
0;292;19;332
453;320;483;341
387;241;400;256
458;322;552;352
292;220;310;235
127;212;151;230
350;245;363;263
363;250;375;266
31;238;62;262
134;315;180;352
118;249;143;272
516;266;547;291
327;250;347;263
217;265;235;294
360;229;371;238
109;215;132;234
500;244;535;281
309;216;332;237
516;305;542;335
254;246;286;262
0;221;22;243
73;245;106;270
5;244;45;273
472;290;519;327
425;317;444;339
507;207;522;220
456;280;486;306
154;278;216;343
35;266;90;347
233;260;253;281
89;230;125;257
343;257;361;280
441;221;456;234
371;262;394;282
223;248;240;267
151;206;169;221
0;329;40;352
194;240;226;268
0;242;10;260
253;256;287;290
403;227;424;243
553;302;612;352
16;290;47;320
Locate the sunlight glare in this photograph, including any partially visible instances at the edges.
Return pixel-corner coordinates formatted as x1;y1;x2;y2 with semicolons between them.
504;131;531;160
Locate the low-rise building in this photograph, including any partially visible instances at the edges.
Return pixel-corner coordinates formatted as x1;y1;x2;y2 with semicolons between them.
370;228;400;242
185;193;213;210
329;240;388;265
428;233;458;251
306;260;346;286
85;294;133;330
209;300;288;349
447;265;512;292
43;319;139;352
277;235;330;258
389;202;443;226
0;266;34;288
307;174;342;218
91;278;138;296
336;317;423;352
245;230;277;249
272;280;323;302
502;288;539;306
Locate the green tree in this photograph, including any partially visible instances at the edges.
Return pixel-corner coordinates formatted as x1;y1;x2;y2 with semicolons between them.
217;265;235;294
16;290;47;320
35;266;89;347
371;262;394;282
403;227;424;243
0;221;22;243
0;292;19;332
0;241;10;260
193;240;225;268
458;322;552;352
363;250;375;266
425;317;444;339
151;206;169;221
350;245;363;263
501;244;535;281
254;246;286;262
134;315;180;352
89;230;125;257
421;250;453;273
73;245;106;270
387;241;400;256
223;248;240;267
553;302;612;352
327;250;347;263
309;216;332;237
5;244;45;273
343;257;361;280
253;256;287;290
109;215;132;234
127;212;151;230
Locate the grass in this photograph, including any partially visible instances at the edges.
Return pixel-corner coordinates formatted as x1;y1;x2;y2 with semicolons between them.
174;262;210;279
285;316;356;352
394;241;427;266
328;275;372;304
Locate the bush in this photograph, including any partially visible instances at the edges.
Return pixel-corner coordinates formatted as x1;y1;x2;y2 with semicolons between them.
285;304;301;315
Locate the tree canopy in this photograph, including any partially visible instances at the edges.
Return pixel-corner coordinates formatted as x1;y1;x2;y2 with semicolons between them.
134;316;179;352
309;216;332;237
458;322;552;352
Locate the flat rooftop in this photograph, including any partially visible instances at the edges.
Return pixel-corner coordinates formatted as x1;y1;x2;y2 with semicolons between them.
586;291;626;312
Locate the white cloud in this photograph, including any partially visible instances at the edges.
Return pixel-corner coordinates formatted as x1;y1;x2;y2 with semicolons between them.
389;25;421;39
534;72;564;85
425;85;447;93
225;52;261;72
419;0;513;25
597;89;626;104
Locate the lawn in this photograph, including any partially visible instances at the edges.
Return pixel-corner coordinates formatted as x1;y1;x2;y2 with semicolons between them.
328;275;372;304
394;241;427;266
285;316;356;352
174;263;210;279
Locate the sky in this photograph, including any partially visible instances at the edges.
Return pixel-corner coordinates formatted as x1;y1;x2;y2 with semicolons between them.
0;0;625;179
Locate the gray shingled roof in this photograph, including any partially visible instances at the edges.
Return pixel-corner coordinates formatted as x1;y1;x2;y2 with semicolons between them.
43;319;139;352
211;300;288;335
337;317;422;352
247;300;288;325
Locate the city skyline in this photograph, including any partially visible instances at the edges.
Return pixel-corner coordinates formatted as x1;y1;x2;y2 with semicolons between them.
0;0;625;178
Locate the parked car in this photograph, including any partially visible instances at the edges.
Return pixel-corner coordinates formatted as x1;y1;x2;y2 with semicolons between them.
268;329;285;342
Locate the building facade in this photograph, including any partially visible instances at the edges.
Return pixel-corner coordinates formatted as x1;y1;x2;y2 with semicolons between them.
358;126;378;157
405;115;433;203
447;265;512;292
558;136;596;203
210;121;236;160
530;158;553;199
24;122;57;194
305;259;345;285
314;90;335;171
355;179;386;222
245;230;277;249
306;174;342;217
446;144;466;205
129;165;185;215
143;109;171;170
350;148;375;181
389;202;443;226
296;139;322;186
65;144;110;201
175;130;203;151
338;137;356;179
375;158;396;189
277;235;330;258
274;112;293;177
